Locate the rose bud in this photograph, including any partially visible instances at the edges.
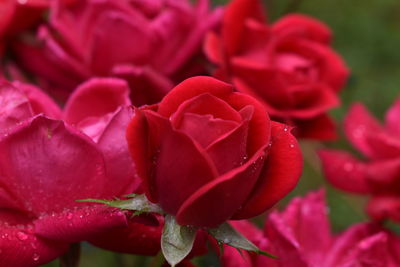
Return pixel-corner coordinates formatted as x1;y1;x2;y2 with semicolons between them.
13;0;222;104
319;100;400;223
222;190;400;267
126;76;302;228
205;0;348;140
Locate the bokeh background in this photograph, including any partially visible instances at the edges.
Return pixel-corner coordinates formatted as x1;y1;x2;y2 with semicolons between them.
43;0;400;265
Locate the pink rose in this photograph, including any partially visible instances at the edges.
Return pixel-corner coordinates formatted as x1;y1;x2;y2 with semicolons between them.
0;79;145;266
223;190;400;267
319;100;400;223
14;0;222;104
205;0;348;140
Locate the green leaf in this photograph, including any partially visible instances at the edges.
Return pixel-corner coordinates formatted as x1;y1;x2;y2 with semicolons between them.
77;194;163;214
208;222;277;259
161;215;196;267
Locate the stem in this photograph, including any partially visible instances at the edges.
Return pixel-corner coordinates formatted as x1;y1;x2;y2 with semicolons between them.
60;243;81;267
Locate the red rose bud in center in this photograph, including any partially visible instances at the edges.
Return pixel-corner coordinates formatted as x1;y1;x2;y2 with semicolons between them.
126;76;302;228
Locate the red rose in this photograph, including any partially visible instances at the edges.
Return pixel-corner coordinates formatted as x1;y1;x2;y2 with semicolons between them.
126;76;302;227
205;0;348;140
319;100;400;223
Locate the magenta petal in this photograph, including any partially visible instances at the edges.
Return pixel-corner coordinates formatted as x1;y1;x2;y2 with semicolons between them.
0;225;68;267
318;150;371;193
0;115;108;215
0;81;33;133
13;81;62;119
97;107;141;196
269;190;331;265
176;149;266;227
64;78;131;125
89;11;152;75
324;223;389;267
145;111;218;215
344;103;384;158
34;206;127;242
385;99;400;136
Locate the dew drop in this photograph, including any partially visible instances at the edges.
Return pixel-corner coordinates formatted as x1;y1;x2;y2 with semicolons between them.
283;127;289;132
17;231;28;241
289;144;295;148
32;253;40;261
66;213;73;220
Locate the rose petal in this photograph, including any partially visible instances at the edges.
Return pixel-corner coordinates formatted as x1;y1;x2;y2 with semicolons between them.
293;114;337;140
97;107;141;196
171;93;242;126
126;107;159;202
232;122;302;219
89;11;152;75
176;147;266;227
158;76;233;118
0;81;33;133
64;78;131;125
225;92;271;157
34;206;127;242
222;0;266;56
180;113;238;149
344;103;384;158
12;81;62;119
318;150;370;193
0;225;68;267
324;223;389;267
206;106;252;174
367;196;400;222
272;14;332;44
145;111;218;215
88;215;162;256
0;0;16;37
112;64;173;106
0;116;108;215
385;99;400;136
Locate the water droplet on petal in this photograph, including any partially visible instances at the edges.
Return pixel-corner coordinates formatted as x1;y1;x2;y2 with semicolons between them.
17;231;28;241
32;253;40;261
66;213;73;220
289;144;295;148
283;127;289;132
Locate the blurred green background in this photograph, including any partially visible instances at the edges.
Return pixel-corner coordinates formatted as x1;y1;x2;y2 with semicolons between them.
44;0;400;265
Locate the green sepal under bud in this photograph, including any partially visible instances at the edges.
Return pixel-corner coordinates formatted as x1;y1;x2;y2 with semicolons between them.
208;222;277;259
161;215;196;267
77;194;163;214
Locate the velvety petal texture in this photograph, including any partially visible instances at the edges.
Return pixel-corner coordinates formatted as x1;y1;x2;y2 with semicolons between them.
319;100;400;223
222;190;400;267
14;0;222;105
0;78;148;264
127;76;302;227
204;0;348;140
